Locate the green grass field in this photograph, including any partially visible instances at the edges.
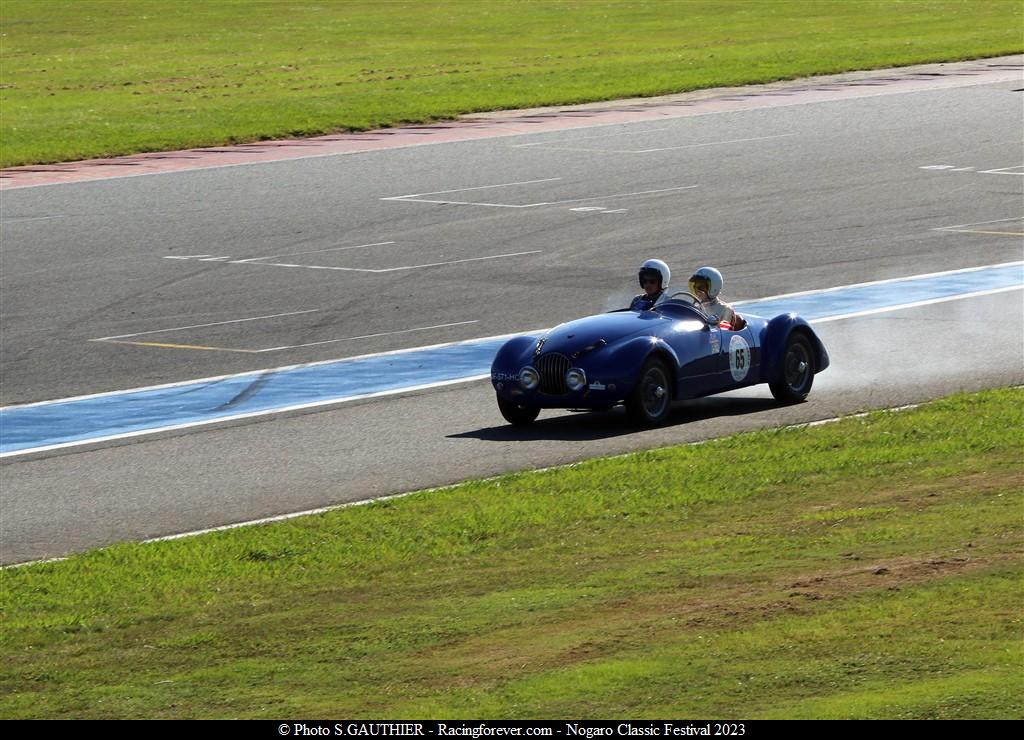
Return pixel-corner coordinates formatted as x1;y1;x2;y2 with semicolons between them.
2;388;1021;718
1;0;1021;167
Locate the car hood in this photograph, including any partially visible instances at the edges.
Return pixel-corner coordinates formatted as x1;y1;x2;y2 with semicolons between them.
537;311;669;356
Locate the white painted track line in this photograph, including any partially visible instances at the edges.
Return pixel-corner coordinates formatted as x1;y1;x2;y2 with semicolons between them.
93;309;320;341
229;241;396;262
382;182;699;209
255;320;480;352
381;177;561;201
933;216;1022;230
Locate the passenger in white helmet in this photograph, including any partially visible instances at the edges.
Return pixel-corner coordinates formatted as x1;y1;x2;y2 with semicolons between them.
630;259;671;311
688;266;746;330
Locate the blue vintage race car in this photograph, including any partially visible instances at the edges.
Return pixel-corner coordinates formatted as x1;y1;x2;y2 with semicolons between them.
491;292;829;426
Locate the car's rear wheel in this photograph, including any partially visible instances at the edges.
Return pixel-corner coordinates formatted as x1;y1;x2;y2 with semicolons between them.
770;333;814;403
497;395;541;426
627;357;673;426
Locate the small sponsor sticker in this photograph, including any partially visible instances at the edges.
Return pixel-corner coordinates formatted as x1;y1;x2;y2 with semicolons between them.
588;381;606;391
729;334;751;382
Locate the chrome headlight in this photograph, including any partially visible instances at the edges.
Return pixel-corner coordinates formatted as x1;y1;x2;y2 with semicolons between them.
565;368;587;392
519;366;540;390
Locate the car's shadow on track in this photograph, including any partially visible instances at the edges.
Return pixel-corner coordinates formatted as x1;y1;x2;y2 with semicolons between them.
450;396;785;441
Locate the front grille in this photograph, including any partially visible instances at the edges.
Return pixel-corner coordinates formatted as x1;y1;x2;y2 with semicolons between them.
536;352;570;395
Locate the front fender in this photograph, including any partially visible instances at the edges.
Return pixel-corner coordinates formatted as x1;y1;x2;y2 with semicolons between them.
760;314;830;382
491;335;538;379
599;336;681;387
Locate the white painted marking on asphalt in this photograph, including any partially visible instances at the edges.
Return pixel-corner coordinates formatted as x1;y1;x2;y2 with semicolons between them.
810;285;1023;323
396;185;696;209
932;216;1022;231
97;339;259;354
536;185;698;207
255;320;480;352
403;185;697;209
92;309;321;341
164;254;212;259
382;178;561;201
569;206;632;213
197;256;233;261
978;165;1024;175
921;164;1024;176
0;215;65;223
228;240;396;263
223;250;544;273
228;255;281;263
278;240;396;256
935;229;1024;237
365;251;543;272
381;178;697;209
382;198;540;208
937;216;1019;228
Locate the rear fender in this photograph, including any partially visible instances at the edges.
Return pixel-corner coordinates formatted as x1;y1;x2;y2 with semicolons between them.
760;315;830;382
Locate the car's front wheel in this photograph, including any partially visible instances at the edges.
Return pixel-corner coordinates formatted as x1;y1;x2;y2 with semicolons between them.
497;395;541;426
770;333;814;403
627;357;673;426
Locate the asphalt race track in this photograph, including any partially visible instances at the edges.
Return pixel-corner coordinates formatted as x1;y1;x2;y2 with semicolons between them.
1;59;1022;564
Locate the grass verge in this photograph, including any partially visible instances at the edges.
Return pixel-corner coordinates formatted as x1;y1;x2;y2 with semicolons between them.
1;0;1021;167
1;388;1021;718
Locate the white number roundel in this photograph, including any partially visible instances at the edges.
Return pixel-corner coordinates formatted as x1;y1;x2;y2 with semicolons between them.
729;334;751;382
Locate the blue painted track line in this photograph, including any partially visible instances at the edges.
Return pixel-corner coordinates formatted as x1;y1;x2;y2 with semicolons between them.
2;262;1021;456
736;262;1024;320
0;337;515;456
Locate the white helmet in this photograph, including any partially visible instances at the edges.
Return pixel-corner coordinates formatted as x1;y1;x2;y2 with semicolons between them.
638;258;670;291
688;266;723;299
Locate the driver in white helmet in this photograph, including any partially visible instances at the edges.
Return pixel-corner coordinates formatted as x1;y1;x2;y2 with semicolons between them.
688;266;746;330
630;259;671;311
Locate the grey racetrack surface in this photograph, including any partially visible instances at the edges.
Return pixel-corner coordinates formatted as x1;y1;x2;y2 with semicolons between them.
2;63;1022;564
